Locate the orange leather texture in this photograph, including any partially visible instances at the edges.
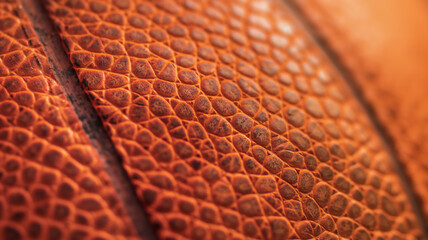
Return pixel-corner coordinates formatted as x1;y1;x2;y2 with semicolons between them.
293;0;428;221
0;0;426;239
0;1;138;239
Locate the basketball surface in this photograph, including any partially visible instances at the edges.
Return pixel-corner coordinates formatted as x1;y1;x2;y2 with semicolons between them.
0;0;427;239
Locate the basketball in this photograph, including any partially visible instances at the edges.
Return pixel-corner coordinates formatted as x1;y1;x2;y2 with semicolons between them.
0;0;427;239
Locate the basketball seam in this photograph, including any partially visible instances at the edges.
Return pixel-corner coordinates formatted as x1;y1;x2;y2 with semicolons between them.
282;0;428;236
18;0;157;239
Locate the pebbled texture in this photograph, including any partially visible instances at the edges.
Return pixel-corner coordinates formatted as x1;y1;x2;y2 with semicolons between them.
40;0;427;239
0;0;418;239
291;0;428;222
0;1;138;239
40;0;426;239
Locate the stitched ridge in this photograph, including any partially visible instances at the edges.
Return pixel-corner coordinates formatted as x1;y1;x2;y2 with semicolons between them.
18;0;158;239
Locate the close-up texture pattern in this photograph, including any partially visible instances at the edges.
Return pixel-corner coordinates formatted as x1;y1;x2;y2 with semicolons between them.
0;1;138;239
291;0;428;223
1;0;427;239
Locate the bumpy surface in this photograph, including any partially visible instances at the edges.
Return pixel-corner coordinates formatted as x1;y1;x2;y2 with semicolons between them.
39;0;424;239
292;0;428;221
0;1;138;239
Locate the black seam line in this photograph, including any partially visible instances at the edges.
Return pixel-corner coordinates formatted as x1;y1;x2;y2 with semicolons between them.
282;0;428;236
18;0;158;239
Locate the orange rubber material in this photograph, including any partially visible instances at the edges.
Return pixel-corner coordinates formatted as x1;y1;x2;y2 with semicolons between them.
40;0;424;239
0;0;425;239
292;0;428;222
0;1;138;239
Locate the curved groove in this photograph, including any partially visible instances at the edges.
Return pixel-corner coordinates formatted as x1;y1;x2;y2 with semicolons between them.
283;0;428;236
18;0;158;239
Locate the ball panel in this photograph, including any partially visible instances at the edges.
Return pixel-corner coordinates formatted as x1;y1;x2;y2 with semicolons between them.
41;0;423;238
